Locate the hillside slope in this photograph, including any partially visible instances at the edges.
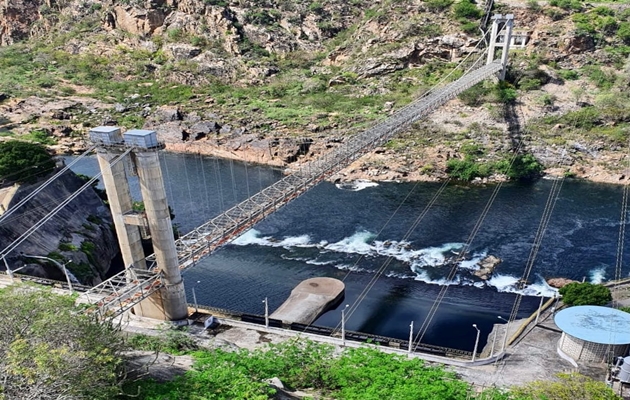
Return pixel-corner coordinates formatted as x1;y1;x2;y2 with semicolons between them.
1;0;630;183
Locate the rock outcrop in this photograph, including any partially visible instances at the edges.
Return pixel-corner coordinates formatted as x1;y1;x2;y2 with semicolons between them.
0;169;118;285
473;255;502;280
0;0;43;46
546;278;576;289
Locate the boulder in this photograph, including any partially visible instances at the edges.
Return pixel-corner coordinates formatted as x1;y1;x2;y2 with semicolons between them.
353;59;405;78
546;278;576;288
111;6;166;36
473;255;502;280
151;121;187;143
164;44;202;61
152;106;182;123
190;121;221;139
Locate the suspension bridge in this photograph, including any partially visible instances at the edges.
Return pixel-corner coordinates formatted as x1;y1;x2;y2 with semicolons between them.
77;60;506;319
1;15;520;334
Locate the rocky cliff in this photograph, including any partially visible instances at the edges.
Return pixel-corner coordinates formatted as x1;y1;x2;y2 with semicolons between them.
0;169;118;285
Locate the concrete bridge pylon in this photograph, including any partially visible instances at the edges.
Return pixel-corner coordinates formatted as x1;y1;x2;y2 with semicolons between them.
486;13;515;81
90;127;188;321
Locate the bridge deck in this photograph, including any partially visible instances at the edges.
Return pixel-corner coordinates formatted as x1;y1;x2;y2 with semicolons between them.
82;61;504;320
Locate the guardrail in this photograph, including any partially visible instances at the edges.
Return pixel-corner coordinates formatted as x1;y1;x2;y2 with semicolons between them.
189;304;477;359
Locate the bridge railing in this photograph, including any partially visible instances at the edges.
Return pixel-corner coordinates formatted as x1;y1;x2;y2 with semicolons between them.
77;268;162;320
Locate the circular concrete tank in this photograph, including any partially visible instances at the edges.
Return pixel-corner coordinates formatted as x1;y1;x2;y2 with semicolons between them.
555;306;630;363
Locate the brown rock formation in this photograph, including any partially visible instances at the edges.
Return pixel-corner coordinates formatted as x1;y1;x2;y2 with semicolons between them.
0;0;43;45
473;255;502;280
546;278;576;289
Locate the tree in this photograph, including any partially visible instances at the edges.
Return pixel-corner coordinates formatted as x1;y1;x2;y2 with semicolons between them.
0;285;125;400
510;372;621;400
0;140;56;184
505;153;544;181
558;282;612;306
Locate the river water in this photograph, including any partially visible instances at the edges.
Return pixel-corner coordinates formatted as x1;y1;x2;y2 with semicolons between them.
66;152;630;351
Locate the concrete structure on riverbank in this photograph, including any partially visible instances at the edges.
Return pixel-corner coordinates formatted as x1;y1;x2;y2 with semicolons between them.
270;277;344;324
91;127;188;321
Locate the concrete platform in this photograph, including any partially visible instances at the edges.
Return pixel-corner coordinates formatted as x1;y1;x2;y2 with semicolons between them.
270;277;344;324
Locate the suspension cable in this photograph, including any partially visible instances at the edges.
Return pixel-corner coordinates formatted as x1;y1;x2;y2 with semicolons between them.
413;136;526;348
0;148;132;259
341;179;452;326
613;137;630;307
0;144;97;224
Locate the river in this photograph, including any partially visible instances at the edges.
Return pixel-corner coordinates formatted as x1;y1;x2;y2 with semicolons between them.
66;152;630;351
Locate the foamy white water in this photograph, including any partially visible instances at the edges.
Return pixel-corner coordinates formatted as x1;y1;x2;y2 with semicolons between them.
232;229;560;297
589;267;606;284
335;179;379;191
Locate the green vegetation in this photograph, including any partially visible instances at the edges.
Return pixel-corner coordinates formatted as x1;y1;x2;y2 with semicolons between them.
548;0;583;12
0;286;124;399
0;286;621;399
559;282;612;306
447;148;543;182
58;242;78;251
511;372;620;400
0;140;56;184
426;0;455;11
452;0;483;20
126;339;468;399
123;338;620;400
128;330;199;355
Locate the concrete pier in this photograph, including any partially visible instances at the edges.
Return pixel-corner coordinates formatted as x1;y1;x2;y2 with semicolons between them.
271;277;345;324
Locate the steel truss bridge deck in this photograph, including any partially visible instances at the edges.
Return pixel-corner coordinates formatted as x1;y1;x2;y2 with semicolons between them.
81;61;504;320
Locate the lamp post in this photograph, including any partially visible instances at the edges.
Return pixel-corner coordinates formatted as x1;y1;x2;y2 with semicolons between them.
471;324;481;362
192;280;201;313
408;321;414;353
2;256;14;282
341;304;349;346
263;297;269;328
22;254;73;293
498;315;509;352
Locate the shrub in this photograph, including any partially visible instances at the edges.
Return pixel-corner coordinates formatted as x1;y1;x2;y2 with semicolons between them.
244;10;281;25
557;69;579;81
453;0;482;20
426;0;455;11
512;372;621;400
494;81;517;103
526;0;541;11
549;0;582;12
461;21;479;35
446;158;485;181
504;153;544;181
518;77;542;91
559;282;612;306
617;22;630;44
582;65;616;89
0;140;56;184
458;82;491;106
309;1;324;14
0;286;125;399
